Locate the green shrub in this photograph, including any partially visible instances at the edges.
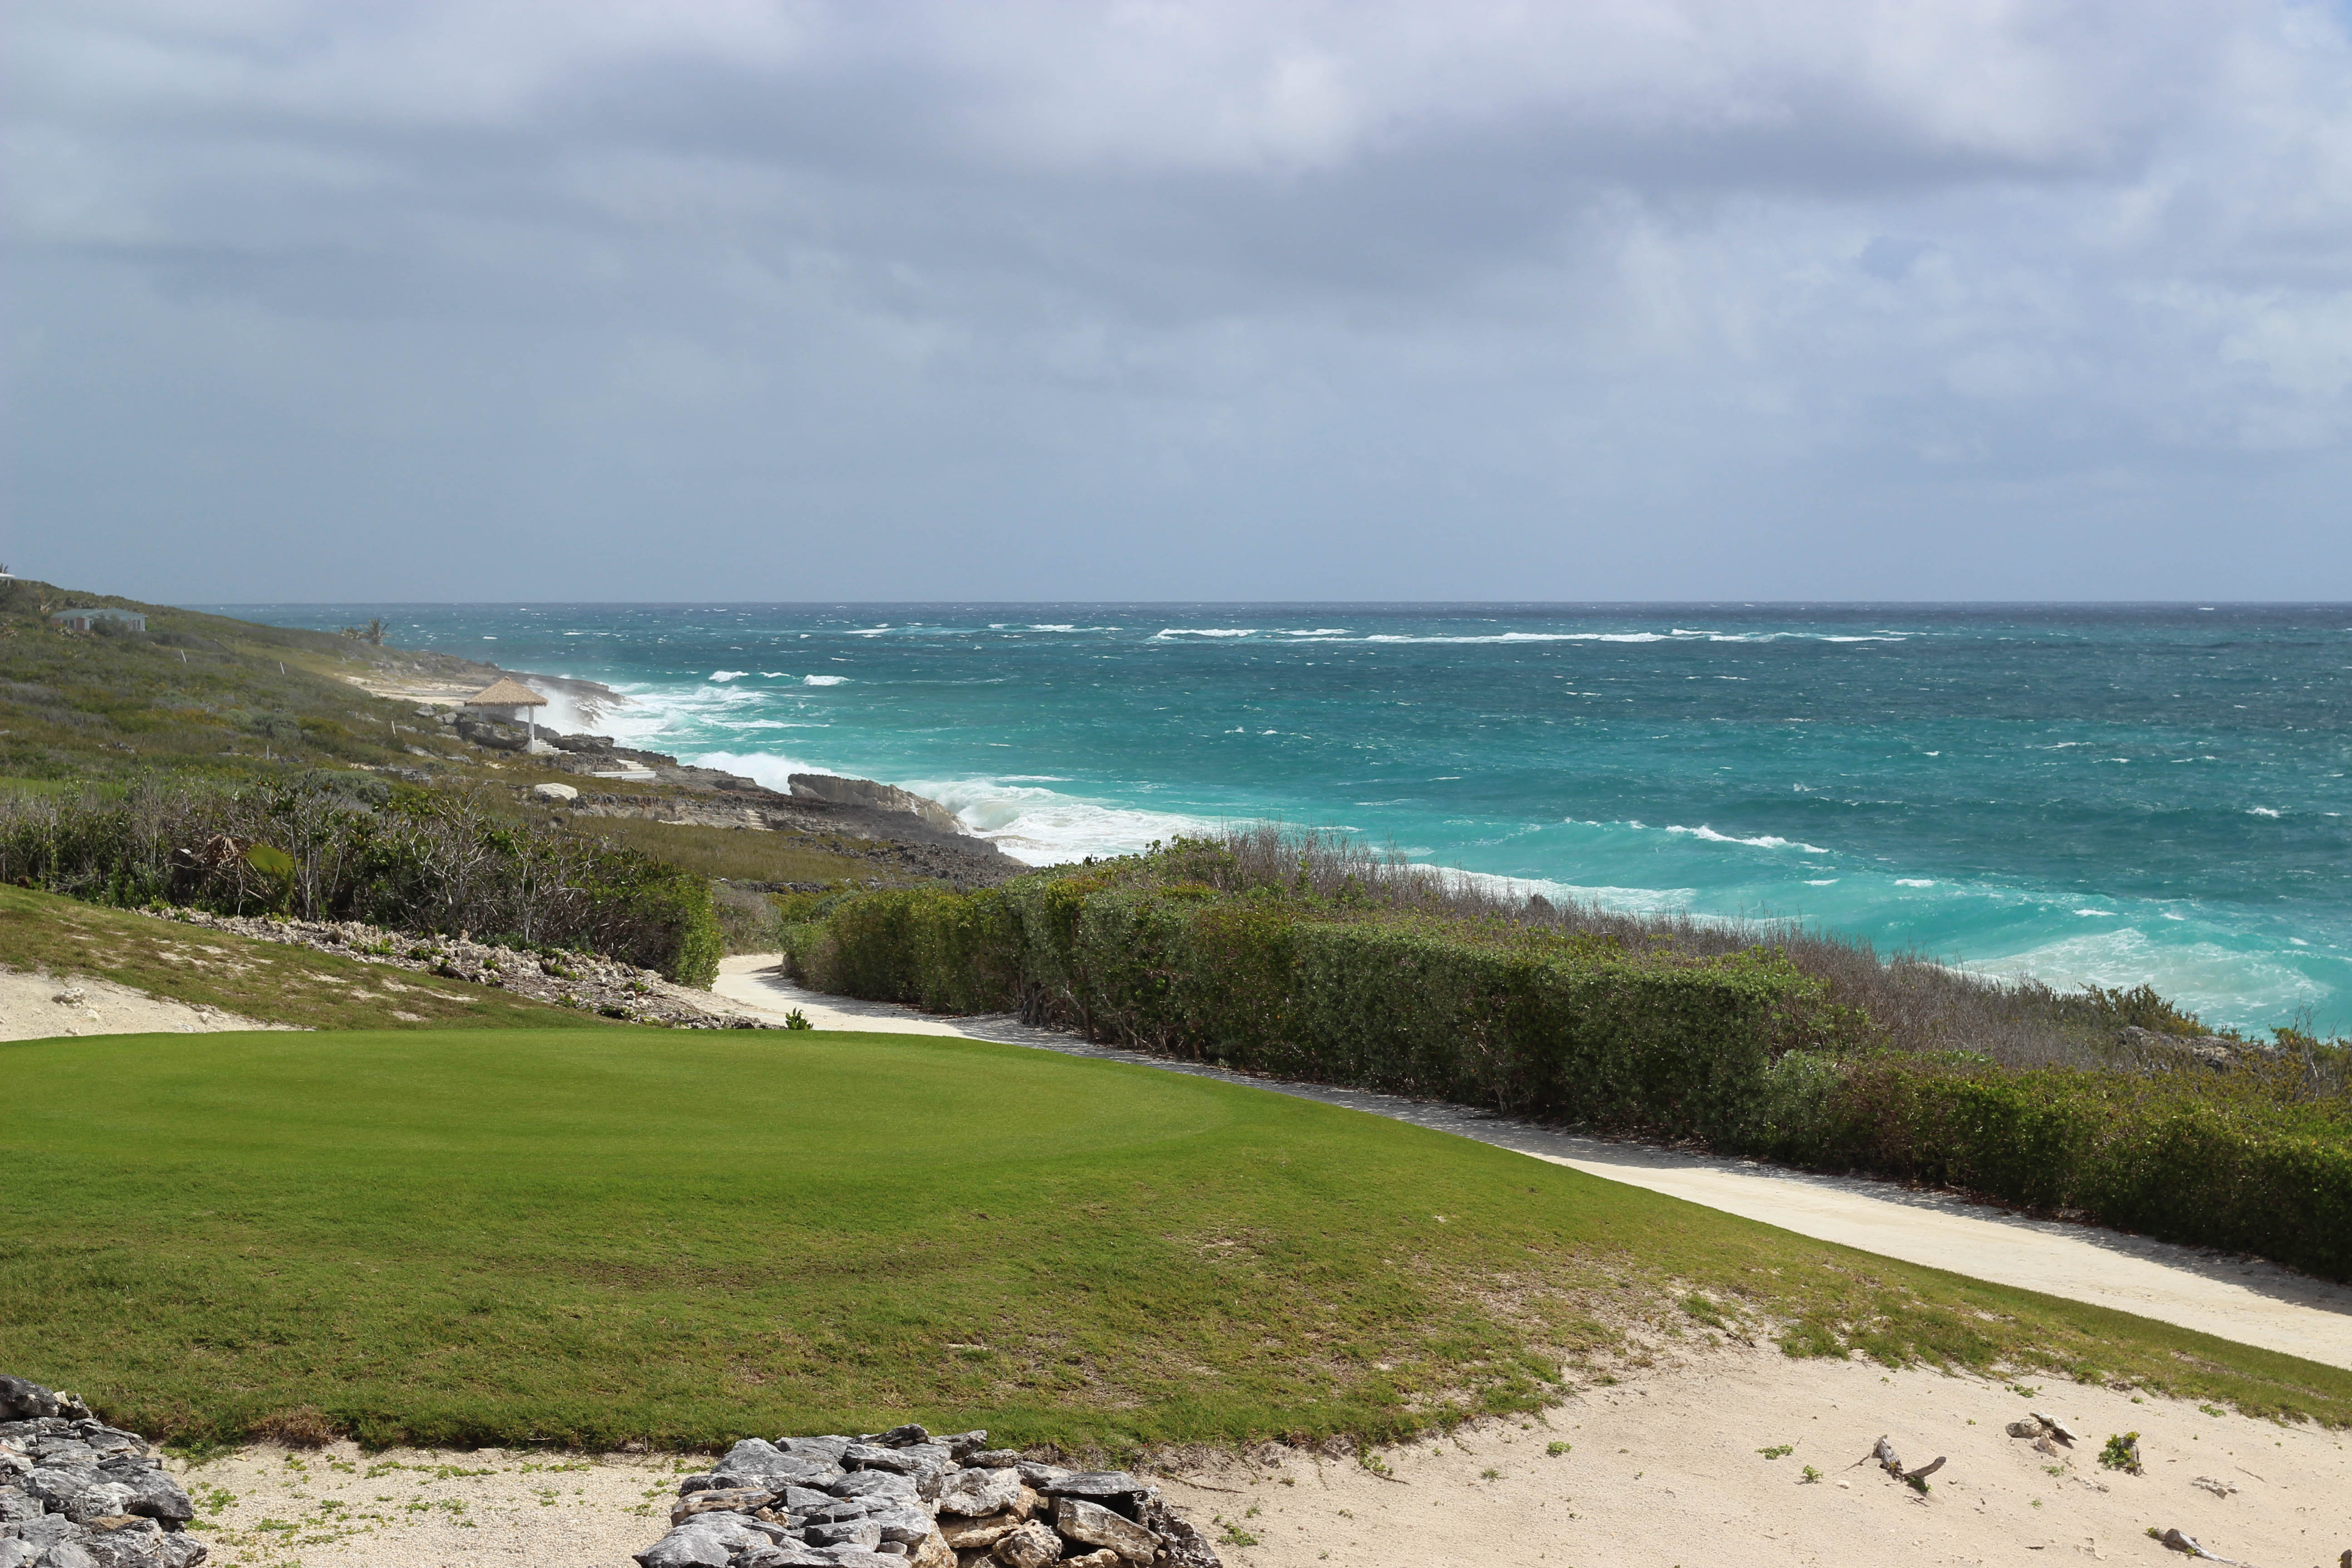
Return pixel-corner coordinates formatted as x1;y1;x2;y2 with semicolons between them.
1742;1057;2352;1281
0;777;724;986
786;862;1830;1140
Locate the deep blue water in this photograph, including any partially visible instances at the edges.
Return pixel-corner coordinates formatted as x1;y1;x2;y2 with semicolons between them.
220;603;2352;1034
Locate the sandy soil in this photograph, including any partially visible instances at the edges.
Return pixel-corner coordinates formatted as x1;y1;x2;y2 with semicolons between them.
162;1357;2347;1568
715;956;2352;1373
1155;1349;2352;1568
0;965;291;1040
170;1443;688;1567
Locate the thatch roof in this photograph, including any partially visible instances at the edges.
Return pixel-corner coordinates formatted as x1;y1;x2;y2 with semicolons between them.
465;676;548;707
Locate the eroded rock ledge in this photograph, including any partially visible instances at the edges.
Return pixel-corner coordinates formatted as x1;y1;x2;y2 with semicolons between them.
637;1424;1220;1568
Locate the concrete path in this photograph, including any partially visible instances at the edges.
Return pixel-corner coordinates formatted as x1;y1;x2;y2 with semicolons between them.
715;955;2352;1372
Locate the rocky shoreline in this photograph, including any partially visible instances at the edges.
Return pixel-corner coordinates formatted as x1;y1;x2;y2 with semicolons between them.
2;1376;203;1568
130;907;778;1029
637;1425;1219;1568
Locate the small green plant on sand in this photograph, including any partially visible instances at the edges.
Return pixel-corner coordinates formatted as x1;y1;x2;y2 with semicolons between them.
1799;1465;1822;1484
1545;1441;1571;1457
2099;1432;2143;1474
1217;1520;1259;1547
783;1009;813;1030
1757;1444;1793;1460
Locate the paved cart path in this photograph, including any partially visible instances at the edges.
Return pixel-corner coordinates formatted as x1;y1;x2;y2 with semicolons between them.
717;955;2352;1372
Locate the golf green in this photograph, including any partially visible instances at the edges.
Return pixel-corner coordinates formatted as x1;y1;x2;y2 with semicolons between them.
5;1026;2345;1450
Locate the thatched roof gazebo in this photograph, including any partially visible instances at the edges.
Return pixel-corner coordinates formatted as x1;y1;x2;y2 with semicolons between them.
464;676;550;742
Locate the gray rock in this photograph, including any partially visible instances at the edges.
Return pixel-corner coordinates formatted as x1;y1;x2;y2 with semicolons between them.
804;1519;882;1551
62;1481;138;1526
1054;1498;1155;1564
990;1520;1063;1568
1035;1472;1149;1506
811;1553;902;1568
633;1518;764;1568
0;1385;57;1425
739;1545;837;1568
1137;1499;1220;1568
1012;1462;1071;1491
39;1543;103;1568
874;1425;928;1448
828;1471;917;1504
778;1436;853;1465
863;1504;935;1546
0;1490;38;1524
934;1467;1019;1518
780;1485;834;1514
935;1432;989;1461
964;1450;1024;1470
112;1470;191;1525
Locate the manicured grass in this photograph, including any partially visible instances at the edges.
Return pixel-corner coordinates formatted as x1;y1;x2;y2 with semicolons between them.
0;884;603;1031
3;1027;2346;1455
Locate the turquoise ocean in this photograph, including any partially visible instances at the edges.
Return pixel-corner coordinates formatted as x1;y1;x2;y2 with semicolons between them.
223;603;2352;1035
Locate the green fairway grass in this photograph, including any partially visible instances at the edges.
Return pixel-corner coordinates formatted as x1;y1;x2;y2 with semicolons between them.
3;1027;2346;1453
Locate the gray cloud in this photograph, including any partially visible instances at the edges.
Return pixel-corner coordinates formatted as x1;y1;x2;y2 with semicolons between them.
6;0;2351;601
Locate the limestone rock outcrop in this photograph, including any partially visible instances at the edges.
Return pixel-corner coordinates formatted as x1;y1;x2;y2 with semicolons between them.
633;1424;1219;1568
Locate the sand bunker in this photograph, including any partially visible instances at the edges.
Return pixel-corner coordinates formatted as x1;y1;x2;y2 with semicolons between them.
160;1355;2347;1567
0;965;289;1041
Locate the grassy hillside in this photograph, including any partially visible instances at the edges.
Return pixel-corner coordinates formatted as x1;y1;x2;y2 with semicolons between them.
0;577;474;784
0;883;605;1031
2;1026;2344;1454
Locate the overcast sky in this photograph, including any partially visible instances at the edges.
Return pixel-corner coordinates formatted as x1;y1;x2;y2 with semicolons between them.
7;1;2351;603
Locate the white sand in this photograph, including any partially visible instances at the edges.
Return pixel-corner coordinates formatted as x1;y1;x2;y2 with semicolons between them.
170;1443;686;1567
164;1357;2348;1568
0;964;290;1040
715;955;2352;1372
1155;1349;2352;1568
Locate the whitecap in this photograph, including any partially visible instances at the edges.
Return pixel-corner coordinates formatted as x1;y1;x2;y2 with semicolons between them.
1895;878;1937;887
2074;909;2117;917
1805;878;1839;886
708;670;749;682
2248;806;2282;818
1154;628;1258;638
804;675;849;686
902;776;1217;865
1362;632;1666;644
1664;825;1831;853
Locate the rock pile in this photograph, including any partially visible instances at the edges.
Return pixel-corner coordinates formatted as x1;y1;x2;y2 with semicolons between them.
1;1375;204;1568
636;1424;1220;1568
132;907;775;1030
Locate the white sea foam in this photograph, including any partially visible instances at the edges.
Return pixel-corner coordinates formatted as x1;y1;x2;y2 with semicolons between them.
1362;632;1666;644
2248;806;2282;817
1960;928;2328;1026
804;675;849;686
1664;824;1831;852
1154;628;1258;638
903;777;1218;864
1895;878;1937;887
709;670;748;682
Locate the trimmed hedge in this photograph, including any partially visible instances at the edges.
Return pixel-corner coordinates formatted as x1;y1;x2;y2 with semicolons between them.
787;855;2352;1284
1744;1054;2352;1281
786;873;1832;1142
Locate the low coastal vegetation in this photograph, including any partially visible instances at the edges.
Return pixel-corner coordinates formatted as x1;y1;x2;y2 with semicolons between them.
5;1027;2345;1454
782;828;2352;1283
0;775;725;985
